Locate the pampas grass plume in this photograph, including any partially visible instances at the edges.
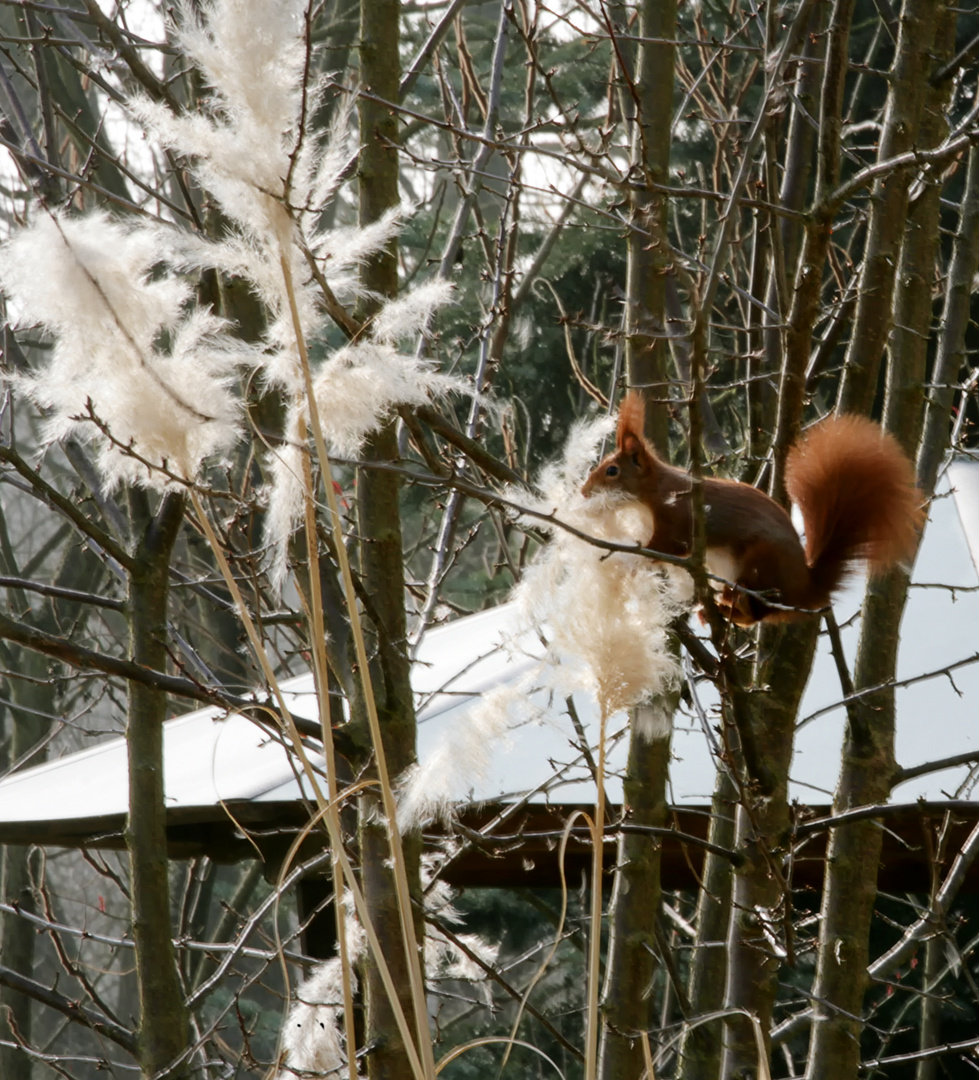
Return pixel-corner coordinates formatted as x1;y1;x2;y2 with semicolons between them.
397;684;531;829
372;279;454;344
515;419;686;722
277;891;365;1080
312;340;464;458
135;0;305;245
423;875;498;981
0;212;245;487
262;413;307;591
278;959;351;1079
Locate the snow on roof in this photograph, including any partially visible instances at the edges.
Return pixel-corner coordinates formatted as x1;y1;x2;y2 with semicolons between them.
0;464;976;837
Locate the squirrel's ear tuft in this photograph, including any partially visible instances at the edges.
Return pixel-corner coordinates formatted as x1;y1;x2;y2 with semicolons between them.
616;391;646;450
621;432;645;458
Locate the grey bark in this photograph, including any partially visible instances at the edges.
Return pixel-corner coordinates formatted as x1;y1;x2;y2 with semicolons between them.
752;6;827;464
598;701;677;1079
721;623;818;1080
676;748;738;1080
714;10;860;1073
917;142;979;492
127;490;191;1078
598;6;677;1077
803;576;903;1080
356;1;424;1077
772;0;856;494
836;0;942;416
805;10;955;1076
622;0;677;457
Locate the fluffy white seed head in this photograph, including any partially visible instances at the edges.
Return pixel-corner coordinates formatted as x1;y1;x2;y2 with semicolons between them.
164;231;315;380
1;212;185;341
514;419;686;721
371;279;455;344
535;413;616;501
311;207;403;285
263;322;466;594
262;408;307;591
134;0;305;246
133;2;384;338
277;892;364;1080
426;924;498;983
173;0;305;147
0;212;245;487
312;340;465;458
397;684;537;829
278;959;349;1079
124;0;465;516
421;869;497;983
301;90;357;219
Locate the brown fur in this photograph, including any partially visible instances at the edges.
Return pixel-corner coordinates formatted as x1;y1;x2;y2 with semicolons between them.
581;392;923;624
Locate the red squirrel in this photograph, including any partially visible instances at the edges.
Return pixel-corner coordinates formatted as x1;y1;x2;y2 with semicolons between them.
581;392;923;625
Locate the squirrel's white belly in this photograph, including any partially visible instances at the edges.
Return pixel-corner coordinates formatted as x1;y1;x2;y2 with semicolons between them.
705;545;739;589
667;545;738;608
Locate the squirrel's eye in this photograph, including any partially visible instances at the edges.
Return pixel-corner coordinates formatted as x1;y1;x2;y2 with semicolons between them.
605;464;619;477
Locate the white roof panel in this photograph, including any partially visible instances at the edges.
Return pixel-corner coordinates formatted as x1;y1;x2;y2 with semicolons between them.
0;464;976;831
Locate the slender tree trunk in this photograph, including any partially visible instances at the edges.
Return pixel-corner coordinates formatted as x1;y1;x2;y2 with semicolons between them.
356;427;423;1080
715;16;861;1068
720;623;818;1080
709;21;851;1068
805;12;955;1077
127;490;190;1078
773;0;855;490
836;0;941;416
0;654;48;1080
752;5;826;464
676;743;738;1080
622;0;676;455
357;2;424;1077
885;4;956;455
597;6;676;1077
802;577;903;1080
598;697;678;1079
918;141;979;492
747;201;773;467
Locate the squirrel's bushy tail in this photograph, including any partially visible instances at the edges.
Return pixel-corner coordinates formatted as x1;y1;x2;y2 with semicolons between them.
785;415;923;608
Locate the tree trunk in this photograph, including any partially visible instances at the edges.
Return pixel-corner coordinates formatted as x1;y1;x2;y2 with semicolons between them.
0;654;48;1080
752;5;826;464
622;0;676;455
356;2;424;1077
803;577;903;1080
773;0;855;491
127;490;190;1078
885;3;956;457
598;698;677;1079
676;721;739;1080
805;12;955;1076
721;622;818;1080
918;141;979;491
597;7;676;1077
836;0;941;416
